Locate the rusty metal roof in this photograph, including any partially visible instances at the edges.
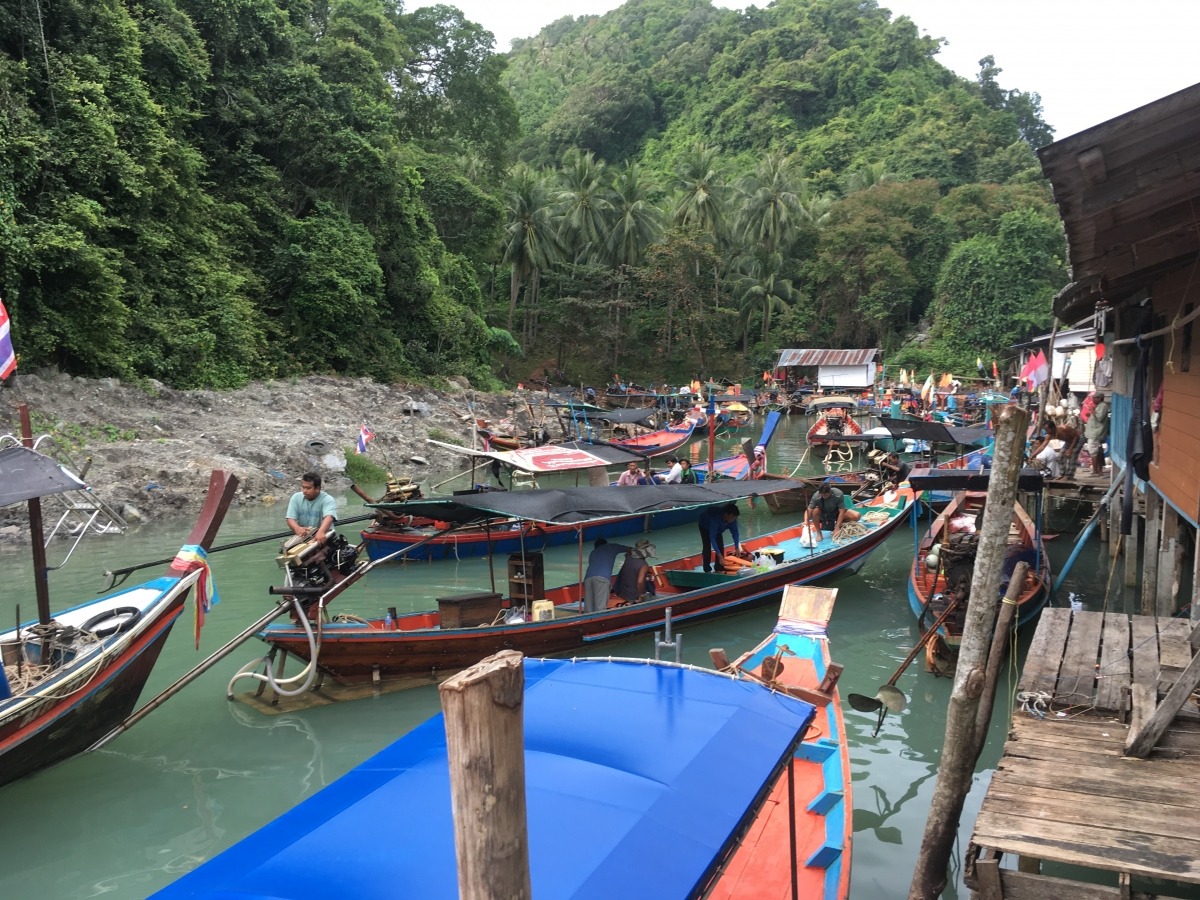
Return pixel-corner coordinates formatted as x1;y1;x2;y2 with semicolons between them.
1038;82;1200;322
776;349;878;368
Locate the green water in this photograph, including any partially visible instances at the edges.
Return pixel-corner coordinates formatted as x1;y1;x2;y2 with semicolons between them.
0;415;1117;899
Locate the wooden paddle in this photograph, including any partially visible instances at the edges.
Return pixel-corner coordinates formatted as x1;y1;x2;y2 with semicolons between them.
848;596;962;736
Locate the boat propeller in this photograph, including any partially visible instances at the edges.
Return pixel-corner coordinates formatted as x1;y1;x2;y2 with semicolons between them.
846;597;962;736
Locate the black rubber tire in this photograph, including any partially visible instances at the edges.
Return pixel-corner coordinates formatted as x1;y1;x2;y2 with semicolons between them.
82;606;142;639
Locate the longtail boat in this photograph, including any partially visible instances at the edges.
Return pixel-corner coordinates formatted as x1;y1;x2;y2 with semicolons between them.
251;480;915;687
806;406;864;446
907;468;1050;670
157;646;830;900
0;426;237;787
363;438;682;562
693;410;782;481
708;584;852;899
608;420;696;457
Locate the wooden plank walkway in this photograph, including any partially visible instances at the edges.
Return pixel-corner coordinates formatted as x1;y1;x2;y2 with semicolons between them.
966;608;1200;898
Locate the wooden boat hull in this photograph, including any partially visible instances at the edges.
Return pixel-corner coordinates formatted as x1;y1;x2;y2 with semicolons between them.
609;423;695;458
0;594;184;786
710;589;852;899
807;412;864;446
760;471;873;516
907;491;1051;656
0;467;237;787
362;505;704;562
265;488;915;684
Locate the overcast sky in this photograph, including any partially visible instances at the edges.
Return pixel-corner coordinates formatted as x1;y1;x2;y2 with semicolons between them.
424;0;1200;141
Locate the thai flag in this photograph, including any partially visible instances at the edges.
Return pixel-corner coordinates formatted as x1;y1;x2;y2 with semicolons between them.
0;298;16;381
356;423;375;454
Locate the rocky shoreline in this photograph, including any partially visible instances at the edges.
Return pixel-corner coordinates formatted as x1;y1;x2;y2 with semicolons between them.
0;372;527;541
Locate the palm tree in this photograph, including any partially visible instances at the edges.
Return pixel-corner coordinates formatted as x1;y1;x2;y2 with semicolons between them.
603;162;663;370
672;142;729;240
501;166;564;335
735;151;805;256
731;248;798;350
553;149;613;264
845;161;895;194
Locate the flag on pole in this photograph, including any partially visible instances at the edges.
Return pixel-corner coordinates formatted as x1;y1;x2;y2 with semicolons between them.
0;298;16;381
920;372;934;401
356;423;375;455
1031;349;1050;388
992;359;999;380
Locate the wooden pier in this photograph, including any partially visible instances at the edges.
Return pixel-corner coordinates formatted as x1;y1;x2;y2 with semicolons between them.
966;607;1200;899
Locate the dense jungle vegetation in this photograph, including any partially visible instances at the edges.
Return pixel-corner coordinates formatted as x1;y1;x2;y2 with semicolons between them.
0;0;1066;390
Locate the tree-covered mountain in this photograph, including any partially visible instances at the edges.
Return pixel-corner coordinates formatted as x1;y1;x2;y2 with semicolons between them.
0;0;1066;391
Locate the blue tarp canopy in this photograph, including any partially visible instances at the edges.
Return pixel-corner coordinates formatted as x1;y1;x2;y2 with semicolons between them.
154;658;816;900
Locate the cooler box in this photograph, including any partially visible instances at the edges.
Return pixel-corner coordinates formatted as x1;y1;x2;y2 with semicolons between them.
530;599;555;622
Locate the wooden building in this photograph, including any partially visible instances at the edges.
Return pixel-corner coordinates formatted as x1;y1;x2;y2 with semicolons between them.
774;348;879;389
1038;81;1200;619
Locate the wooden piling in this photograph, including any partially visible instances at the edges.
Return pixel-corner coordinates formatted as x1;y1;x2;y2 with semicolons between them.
439;649;532;900
1141;489;1161;613
1157;503;1182;616
908;404;1028;900
1124;487;1140;590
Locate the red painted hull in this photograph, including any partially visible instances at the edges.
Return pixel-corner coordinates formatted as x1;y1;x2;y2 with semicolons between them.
263;488;915;684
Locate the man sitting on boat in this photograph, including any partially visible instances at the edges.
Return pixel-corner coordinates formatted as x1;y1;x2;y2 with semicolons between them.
656;457;684;484
616;461;645;486
880;452;911;485
807;483;861;541
584;539;633;613
698;504;741;574
613;540;656;605
679;458;697;483
286;472;337;545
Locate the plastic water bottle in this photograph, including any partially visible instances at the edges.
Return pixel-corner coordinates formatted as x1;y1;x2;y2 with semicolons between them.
383;611;394;630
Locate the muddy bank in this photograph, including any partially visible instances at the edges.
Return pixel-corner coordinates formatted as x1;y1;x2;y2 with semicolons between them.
0;372;528;537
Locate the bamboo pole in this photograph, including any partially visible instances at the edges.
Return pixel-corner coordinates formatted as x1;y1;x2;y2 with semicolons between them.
440;649;531;900
908;403;1028;900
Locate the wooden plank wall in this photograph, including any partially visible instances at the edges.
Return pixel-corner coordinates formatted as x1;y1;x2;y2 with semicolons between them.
1148;268;1200;524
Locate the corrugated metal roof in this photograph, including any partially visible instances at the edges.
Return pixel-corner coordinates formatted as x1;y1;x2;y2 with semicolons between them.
776;349;878;367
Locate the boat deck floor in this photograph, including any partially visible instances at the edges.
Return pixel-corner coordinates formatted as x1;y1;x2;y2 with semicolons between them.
967;607;1200;898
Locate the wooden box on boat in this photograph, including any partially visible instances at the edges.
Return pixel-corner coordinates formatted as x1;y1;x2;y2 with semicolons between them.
436;592;505;628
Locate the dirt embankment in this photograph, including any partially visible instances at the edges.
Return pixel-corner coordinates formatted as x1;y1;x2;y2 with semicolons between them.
0;371;526;537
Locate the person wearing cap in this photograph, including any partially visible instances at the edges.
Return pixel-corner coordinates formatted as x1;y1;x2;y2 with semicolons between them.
583;538;632;612
658;456;685;484
679;458;697;484
807;482;861;540
614;540;656;604
1084;391;1110;475
697;503;741;573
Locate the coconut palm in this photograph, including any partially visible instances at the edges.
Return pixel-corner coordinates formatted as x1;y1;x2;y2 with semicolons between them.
735;151;806;256
554;149;613;264
501;165;564;334
603;162;663;370
731;248;798;349
672;142;729;240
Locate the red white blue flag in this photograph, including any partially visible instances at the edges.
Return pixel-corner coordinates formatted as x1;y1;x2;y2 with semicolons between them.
356;423;375;455
0;298;16;381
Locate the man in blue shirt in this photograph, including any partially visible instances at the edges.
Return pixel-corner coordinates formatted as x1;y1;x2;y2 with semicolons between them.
698;503;740;573
583;539;633;612
286;471;338;545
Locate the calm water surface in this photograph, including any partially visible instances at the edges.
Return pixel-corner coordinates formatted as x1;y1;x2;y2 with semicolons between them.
0;415;1119;898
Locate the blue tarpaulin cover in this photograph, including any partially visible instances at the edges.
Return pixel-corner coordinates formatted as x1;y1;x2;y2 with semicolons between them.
155;658;816;900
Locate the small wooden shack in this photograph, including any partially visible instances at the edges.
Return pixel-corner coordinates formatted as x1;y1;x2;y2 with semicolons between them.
775;348;879;390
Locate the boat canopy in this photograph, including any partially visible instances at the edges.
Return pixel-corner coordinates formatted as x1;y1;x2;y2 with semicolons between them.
371;479;804;525
427;438;649;472
908;467;1045;491
152;657;816;900
877;416;991;447
0;445;87;507
805;395;860;411
573;406;659;425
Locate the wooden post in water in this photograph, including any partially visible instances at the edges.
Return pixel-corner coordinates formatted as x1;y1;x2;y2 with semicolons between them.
439;649;531;900
908;403;1028;900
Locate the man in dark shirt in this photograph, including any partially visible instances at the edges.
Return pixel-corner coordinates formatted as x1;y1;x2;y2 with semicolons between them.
806;482;861;540
881;452;911;485
697;503;740;573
